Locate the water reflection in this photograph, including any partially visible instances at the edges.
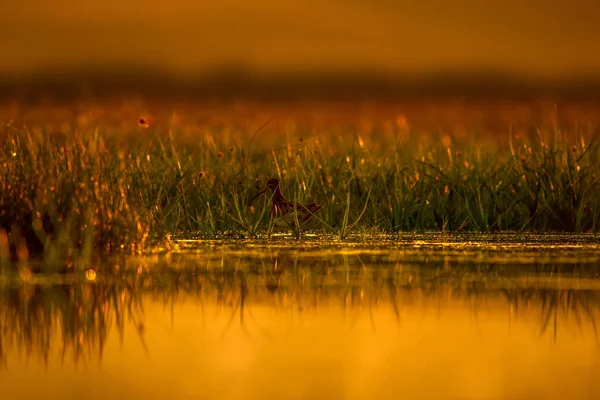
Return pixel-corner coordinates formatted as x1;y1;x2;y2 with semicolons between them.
2;250;600;363
1;246;600;398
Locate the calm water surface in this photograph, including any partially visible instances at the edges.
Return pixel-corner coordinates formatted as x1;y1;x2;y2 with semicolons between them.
1;234;600;400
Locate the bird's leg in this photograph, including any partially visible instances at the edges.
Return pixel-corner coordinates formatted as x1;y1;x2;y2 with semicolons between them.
267;218;274;239
292;206;301;240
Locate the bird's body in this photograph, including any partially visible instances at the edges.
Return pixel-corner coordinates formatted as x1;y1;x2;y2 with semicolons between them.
249;179;323;229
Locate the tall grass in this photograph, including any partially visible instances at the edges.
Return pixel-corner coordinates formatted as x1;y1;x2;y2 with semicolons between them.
1;106;600;259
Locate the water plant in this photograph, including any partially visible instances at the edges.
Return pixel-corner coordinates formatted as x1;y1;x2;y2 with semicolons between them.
1;102;599;261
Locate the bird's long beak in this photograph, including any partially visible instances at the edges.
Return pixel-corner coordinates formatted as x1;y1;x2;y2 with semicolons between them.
247;187;268;205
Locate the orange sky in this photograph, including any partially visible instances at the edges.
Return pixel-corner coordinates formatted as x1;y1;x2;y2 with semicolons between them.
1;0;600;78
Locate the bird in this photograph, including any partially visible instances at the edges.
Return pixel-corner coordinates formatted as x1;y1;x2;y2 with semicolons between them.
247;178;323;229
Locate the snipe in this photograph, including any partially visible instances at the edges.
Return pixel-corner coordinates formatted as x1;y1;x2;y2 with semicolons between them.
248;179;323;229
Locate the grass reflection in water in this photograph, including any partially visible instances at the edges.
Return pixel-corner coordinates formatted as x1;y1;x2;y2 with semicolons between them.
1;243;600;368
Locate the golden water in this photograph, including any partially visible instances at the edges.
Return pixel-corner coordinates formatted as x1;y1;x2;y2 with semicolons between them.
1;235;600;399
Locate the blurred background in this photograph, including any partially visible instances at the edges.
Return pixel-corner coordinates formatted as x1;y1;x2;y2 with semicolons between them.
1;0;600;100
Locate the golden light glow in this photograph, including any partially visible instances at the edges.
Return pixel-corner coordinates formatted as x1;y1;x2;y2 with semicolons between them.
1;0;599;78
1;295;598;399
85;269;97;281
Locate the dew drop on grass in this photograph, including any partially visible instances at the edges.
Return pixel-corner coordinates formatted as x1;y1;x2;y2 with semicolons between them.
85;269;97;281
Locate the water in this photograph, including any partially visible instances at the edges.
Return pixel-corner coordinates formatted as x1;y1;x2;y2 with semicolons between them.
1;234;600;400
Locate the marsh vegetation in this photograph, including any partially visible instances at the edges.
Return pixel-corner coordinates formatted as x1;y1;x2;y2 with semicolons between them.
2;97;600;398
1;100;600;265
